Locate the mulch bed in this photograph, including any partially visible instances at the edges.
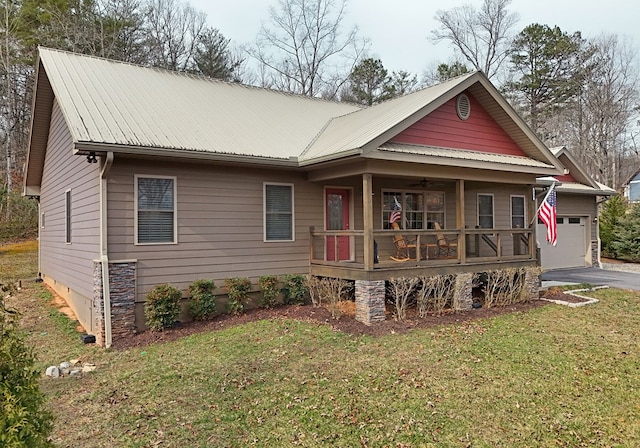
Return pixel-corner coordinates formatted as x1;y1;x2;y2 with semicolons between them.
111;299;551;351
539;286;594;304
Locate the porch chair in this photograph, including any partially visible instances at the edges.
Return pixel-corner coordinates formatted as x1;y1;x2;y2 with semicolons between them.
390;222;417;262
434;222;458;258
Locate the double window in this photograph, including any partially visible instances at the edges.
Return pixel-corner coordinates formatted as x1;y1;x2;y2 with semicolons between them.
264;183;294;241
382;191;445;229
135;175;176;244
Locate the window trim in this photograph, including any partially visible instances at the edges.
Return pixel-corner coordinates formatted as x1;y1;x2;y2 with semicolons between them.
134;174;178;246
65;189;71;244
477;193;495;229
263;182;295;242
510;195;526;229
381;189;446;230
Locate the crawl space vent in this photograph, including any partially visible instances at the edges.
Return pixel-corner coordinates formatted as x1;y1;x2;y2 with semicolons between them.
456;94;471;120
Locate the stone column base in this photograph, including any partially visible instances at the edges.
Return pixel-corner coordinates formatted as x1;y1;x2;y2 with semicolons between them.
93;261;137;346
355;280;386;325
452;273;473;311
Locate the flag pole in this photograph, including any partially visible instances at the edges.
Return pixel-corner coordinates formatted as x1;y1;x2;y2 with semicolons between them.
529;183;556;226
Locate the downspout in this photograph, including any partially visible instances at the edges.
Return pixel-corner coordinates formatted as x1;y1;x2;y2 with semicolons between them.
100;152;114;348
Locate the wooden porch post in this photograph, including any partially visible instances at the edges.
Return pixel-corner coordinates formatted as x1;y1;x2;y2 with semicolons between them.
456;179;466;263
363;173;374;271
527;185;537;260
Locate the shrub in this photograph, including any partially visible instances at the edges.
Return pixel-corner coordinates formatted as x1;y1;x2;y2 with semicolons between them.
1;297;54;447
281;274;307;305
144;284;182;330
188;279;216;320
482;268;527;308
224;277;251;315
258;275;279;309
599;195;628;258
611;203;640;262
416;274;454;317
387;277;420;321
314;277;352;319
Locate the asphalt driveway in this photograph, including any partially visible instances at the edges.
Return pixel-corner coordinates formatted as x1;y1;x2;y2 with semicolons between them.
541;267;640;291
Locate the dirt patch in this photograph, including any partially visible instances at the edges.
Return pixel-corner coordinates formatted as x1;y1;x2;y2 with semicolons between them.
111;299;549;351
539;287;593;304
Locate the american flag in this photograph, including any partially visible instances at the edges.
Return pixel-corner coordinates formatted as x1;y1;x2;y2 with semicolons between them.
388;196;402;224
538;184;557;246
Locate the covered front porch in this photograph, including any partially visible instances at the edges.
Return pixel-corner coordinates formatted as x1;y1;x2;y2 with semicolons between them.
306;161;540;282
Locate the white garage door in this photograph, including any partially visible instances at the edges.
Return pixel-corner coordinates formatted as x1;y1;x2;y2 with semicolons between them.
538;217;587;270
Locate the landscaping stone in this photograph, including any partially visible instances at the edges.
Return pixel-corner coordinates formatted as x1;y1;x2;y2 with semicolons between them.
45;360;97;378
45;366;60;378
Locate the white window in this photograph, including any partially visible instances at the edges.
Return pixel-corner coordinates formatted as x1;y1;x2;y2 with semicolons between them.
65;190;71;243
511;195;526;229
135;175;177;244
264;183;294;242
477;194;494;229
382;191;445;229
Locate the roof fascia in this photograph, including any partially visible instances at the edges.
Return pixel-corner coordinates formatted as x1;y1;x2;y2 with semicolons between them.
553;147;600;188
73;142;300;167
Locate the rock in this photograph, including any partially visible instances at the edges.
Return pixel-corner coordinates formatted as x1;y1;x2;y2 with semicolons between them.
69;369;82;376
70;358;81;366
82;363;96;373
59;361;72;369
45;366;60;378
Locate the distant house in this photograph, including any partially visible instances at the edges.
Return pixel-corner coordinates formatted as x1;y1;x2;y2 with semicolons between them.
623;168;640;203
536;147;615;270
26;48;606;346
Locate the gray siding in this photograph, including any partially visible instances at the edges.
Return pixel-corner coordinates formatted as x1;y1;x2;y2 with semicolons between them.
107;160;324;301
39;100;101;327
556;193;597;240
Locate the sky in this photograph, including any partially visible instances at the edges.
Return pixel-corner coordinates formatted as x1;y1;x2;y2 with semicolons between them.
188;0;639;79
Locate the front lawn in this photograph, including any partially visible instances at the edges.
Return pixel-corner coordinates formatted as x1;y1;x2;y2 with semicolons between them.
5;242;640;447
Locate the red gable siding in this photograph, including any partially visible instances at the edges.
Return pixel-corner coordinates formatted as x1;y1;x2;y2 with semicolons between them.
554;173;577;182
390;92;527;157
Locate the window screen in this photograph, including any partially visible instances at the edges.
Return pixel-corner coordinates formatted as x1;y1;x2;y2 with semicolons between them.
265;184;293;241
137;177;175;243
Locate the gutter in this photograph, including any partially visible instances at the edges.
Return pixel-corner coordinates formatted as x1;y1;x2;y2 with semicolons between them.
100;152;114;348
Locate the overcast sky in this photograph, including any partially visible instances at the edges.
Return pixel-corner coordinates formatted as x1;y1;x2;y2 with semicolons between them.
189;0;639;78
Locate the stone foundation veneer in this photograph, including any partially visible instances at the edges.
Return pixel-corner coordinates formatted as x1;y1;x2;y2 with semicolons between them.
93;261;137;346
355;280;386;325
523;267;541;301
452;273;473;311
591;241;600;267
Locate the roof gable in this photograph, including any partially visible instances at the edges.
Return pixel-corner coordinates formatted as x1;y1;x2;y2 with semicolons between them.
390;92;527;157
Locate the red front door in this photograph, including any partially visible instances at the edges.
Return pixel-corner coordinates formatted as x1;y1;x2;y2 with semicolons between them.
326;188;350;261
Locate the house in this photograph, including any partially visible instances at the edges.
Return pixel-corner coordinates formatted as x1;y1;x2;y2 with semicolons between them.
26;48;575;347
536;147;616;270
623;168;640;203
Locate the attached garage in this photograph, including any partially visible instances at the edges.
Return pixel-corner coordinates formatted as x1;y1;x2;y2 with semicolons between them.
538;216;587;269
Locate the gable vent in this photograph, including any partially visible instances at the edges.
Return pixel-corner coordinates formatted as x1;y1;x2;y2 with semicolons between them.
456;94;471;120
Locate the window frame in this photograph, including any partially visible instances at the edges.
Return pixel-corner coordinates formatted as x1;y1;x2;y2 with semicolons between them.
477;193;495;229
65;189;71;244
510;195;526;229
381;190;445;230
134;174;178;245
263;182;295;242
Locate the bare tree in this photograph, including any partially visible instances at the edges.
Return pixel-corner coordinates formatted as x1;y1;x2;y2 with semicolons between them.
249;0;369;98
568;34;639;188
431;0;518;80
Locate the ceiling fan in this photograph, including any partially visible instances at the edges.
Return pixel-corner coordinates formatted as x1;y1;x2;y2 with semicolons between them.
406;178;441;188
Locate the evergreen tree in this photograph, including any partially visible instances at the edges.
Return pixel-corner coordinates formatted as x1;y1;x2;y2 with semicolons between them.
611;203;640;262
599;195;627;258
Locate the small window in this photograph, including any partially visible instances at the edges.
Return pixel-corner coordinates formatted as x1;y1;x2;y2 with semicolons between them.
556;217;564;224
135;176;176;244
477;194;494;229
511;195;526;228
264;183;294;241
568;217;581;224
41;212;45;229
65;190;71;243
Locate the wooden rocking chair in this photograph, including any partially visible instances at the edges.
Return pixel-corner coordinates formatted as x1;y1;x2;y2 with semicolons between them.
390;222;417;262
434;222;458;258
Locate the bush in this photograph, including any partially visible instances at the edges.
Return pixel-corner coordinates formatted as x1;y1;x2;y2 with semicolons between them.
611;203;640;262
0;188;38;243
1;297;54;447
387;277;420;321
144;284;182;331
258;275;279;309
188;280;216;320
281;274;307;305
224;277;251;315
600;195;628;258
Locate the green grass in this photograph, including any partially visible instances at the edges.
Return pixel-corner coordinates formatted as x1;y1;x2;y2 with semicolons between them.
5;242;640;447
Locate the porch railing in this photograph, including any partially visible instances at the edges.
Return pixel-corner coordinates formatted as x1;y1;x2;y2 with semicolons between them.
309;226;535;271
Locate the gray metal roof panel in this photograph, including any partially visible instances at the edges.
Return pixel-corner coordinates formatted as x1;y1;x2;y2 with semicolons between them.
38;48;360;159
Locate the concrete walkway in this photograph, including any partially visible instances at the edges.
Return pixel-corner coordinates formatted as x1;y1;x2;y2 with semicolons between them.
541;265;640;291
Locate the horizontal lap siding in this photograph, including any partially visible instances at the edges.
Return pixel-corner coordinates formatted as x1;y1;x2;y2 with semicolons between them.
107;161;324;301
39;100;100;299
557;193;597;240
391;93;527;157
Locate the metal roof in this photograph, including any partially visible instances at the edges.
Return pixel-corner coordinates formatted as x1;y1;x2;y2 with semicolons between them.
38;47;360;159
378;143;555;169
